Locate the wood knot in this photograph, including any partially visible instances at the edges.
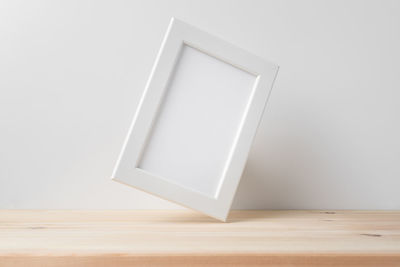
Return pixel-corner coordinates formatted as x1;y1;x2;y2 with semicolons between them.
361;233;382;237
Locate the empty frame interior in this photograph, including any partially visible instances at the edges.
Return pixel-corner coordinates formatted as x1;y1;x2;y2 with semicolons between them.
138;44;256;198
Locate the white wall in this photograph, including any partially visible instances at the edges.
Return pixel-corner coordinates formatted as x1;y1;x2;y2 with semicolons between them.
1;0;399;210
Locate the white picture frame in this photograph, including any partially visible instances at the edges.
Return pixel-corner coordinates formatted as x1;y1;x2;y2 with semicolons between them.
112;18;278;221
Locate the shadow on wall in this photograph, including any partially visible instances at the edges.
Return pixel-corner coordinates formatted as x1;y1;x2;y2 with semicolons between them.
231;118;336;210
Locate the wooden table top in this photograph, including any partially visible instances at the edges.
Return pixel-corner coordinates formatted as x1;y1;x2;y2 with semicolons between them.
1;210;399;266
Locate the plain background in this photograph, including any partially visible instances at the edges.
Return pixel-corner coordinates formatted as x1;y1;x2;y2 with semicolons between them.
1;0;399;210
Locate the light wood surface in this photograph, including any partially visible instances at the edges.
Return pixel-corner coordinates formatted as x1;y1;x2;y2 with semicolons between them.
1;210;399;266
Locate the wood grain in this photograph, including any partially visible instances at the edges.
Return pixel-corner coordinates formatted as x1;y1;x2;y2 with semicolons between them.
1;210;399;266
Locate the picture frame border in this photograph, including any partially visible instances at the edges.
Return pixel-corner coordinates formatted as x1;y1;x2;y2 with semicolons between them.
112;18;279;221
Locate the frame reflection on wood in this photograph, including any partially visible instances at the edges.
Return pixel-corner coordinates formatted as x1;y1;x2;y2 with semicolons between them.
112;18;278;221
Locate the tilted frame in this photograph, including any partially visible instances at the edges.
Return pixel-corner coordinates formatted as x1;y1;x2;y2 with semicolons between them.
112;18;278;221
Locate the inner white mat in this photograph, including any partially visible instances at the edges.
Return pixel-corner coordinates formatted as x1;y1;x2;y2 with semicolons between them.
138;45;256;198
